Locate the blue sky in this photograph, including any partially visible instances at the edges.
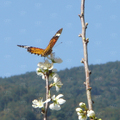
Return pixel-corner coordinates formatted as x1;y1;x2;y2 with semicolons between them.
0;0;120;78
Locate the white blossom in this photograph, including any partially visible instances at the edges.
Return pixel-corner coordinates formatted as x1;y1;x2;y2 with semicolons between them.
87;110;95;118
49;94;66;110
36;68;45;79
47;53;63;63
76;108;83;112
79;102;87;110
49;103;61;111
37;60;53;70
78;115;87;120
53;74;63;92
32;98;50;108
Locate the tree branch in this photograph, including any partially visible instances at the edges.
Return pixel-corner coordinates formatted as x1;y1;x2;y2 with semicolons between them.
43;73;49;120
79;0;93;110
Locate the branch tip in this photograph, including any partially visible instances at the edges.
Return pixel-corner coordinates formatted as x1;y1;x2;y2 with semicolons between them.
88;87;92;91
85;22;88;26
78;13;83;18
89;70;92;74
84;82;86;85
83;38;89;43
49;84;53;89
85;23;88;29
86;38;89;43
41;109;45;114
81;12;84;16
81;58;84;63
78;34;82;37
92;100;95;104
83;38;86;41
81;60;84;63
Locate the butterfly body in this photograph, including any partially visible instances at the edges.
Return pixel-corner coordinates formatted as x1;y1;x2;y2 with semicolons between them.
17;28;63;57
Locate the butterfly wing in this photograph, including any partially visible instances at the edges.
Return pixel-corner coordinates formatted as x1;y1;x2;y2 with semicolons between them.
17;28;63;57
41;28;63;57
17;45;45;55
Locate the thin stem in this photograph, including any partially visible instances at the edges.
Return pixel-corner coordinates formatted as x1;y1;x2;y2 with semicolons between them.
43;73;49;120
79;0;93;110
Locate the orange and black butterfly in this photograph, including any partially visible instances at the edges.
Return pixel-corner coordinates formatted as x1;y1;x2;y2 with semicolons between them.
17;28;63;57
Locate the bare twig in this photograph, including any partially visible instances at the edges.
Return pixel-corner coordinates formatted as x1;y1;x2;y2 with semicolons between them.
79;0;93;110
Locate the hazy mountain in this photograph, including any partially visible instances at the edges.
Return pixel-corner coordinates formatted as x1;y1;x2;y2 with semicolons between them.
0;61;120;120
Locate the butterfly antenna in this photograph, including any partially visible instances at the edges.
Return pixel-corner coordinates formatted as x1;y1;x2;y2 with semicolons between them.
54;42;62;48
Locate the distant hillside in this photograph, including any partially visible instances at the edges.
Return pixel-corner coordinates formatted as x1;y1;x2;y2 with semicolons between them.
0;61;120;120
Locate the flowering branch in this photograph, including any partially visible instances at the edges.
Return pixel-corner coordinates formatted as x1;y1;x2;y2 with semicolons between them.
76;102;102;120
32;54;66;120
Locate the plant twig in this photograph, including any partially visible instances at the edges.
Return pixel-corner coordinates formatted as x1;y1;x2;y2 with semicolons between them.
43;73;49;120
79;0;93;110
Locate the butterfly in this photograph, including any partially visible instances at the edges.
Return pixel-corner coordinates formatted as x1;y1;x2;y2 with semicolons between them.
17;28;63;57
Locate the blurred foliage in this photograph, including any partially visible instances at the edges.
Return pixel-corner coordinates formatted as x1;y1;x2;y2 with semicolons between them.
0;61;120;120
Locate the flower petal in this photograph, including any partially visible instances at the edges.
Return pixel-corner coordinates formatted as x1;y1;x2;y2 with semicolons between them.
44;99;51;104
32;99;38;104
56;94;64;99
32;104;38;108
53;104;61;110
51;95;55;100
57;98;66;105
55;86;60;92
78;115;87;120
49;103;54;110
76;108;82;112
49;103;61;110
